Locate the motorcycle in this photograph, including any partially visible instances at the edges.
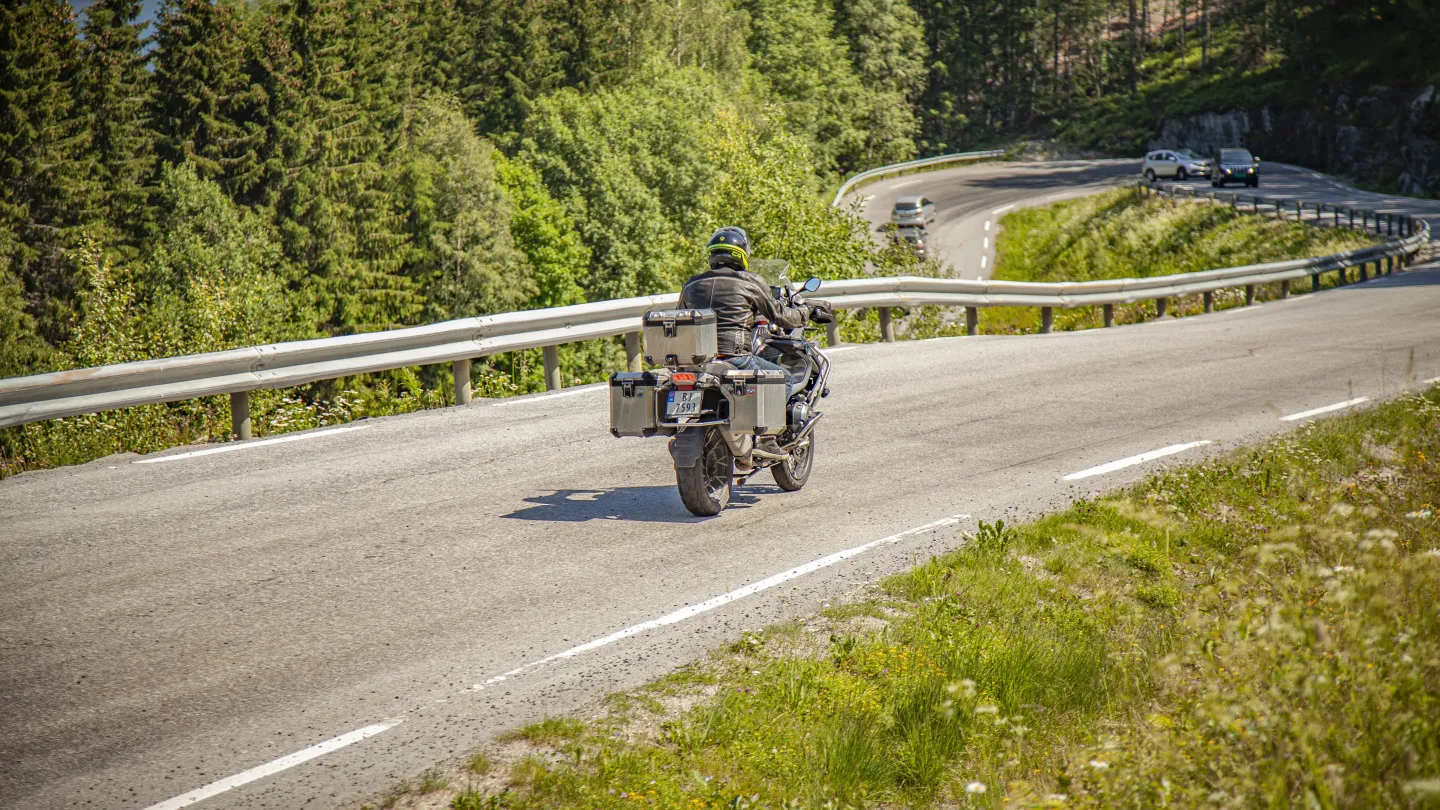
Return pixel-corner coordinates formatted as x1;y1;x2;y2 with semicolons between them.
608;264;833;516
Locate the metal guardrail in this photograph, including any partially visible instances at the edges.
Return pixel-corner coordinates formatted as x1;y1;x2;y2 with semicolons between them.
0;173;1427;438
830;149;1006;207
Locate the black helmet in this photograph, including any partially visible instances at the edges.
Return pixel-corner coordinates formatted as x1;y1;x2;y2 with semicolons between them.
706;226;750;270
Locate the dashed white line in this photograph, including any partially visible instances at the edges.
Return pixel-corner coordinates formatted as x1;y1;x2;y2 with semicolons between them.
1063;441;1213;481
892;178;924;189
980;255;988;269
984;220;992;231
142;721;402;810
1279;397;1370;422
140;514;968;808
991;204;1015;215
983;237;989;249
465;515;967;691
133;424;371;464
491;386;605;407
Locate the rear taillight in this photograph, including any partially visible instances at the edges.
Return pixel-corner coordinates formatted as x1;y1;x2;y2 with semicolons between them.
672;372;696;390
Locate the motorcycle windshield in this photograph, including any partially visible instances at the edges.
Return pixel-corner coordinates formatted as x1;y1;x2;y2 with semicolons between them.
750;259;792;288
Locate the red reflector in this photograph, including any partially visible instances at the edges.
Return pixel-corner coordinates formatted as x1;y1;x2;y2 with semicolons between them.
672;372;696;390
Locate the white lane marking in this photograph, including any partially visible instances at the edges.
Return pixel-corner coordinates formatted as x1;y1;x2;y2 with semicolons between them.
983;237;989;249
133;425;371;465
1063;441;1213;481
991;204;1015;215
1046;193;1066;201
142;721;402;810
491;386;605;407
980;255;988;269
466;516;968;692
1423;377;1440;385
892;178;924;189
1279;397;1369;422
984;220;992;231
822;346;857;354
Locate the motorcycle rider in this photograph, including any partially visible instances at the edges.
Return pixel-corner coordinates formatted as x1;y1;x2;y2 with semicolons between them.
679;227;811;395
678;227;818;469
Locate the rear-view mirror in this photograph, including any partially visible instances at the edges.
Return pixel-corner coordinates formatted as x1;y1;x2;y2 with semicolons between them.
803;277;822;293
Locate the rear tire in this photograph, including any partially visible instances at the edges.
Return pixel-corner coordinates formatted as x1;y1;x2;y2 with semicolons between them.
1248;178;1259;188
1144;169;1157;182
771;430;814;492
1176;167;1188;181
676;427;732;516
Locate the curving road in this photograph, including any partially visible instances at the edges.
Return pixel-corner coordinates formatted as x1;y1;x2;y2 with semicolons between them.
4;161;1440;810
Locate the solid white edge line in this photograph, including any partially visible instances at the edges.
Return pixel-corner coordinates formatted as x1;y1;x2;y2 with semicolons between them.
892;178;924;189
491;386;605;407
821;346;857;354
141;720;402;810
1063;441;1213;481
1279;397;1370;422
133;425;371;464
991;204;1015;215
468;515;968;691
1423;377;1440;385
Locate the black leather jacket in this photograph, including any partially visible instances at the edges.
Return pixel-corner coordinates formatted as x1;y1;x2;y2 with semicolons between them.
678;267;810;356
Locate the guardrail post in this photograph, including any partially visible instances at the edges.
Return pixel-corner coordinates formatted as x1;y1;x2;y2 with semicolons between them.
1040;307;1054;333
1361;262;1371;281
1231;195;1238;210
878;307;894;342
825;321;840;347
453;358;472;405
624;331;643;371
1280;279;1291;299
1337;267;1348;286
1245;284;1256;305
1202;292;1213;313
230;391;251;441
1311;272;1321;292
543;345;562;390
965;306;979;336
1388;215;1395;236
1155;297;1168;317
1103;303;1115;327
1350;210;1355;229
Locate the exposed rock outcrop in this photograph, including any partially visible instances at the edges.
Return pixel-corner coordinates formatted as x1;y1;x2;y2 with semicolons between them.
1148;86;1440;197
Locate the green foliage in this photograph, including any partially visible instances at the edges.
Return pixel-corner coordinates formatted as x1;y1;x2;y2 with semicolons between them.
494;153;589;310
406;95;533;319
429;390;1440;810
992;187;1378;284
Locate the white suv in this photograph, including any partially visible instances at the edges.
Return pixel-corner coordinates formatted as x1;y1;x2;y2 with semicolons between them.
1142;149;1211;182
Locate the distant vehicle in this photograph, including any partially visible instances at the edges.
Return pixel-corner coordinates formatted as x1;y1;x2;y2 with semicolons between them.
1210;148;1261;188
890;225;928;259
1142;149;1211;182
891;195;935;227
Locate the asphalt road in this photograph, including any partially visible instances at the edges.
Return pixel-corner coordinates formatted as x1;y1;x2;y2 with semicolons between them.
5;160;1440;810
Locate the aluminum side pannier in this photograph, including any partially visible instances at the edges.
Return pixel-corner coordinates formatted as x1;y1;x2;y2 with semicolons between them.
643;309;718;368
722;368;786;435
609;370;669;437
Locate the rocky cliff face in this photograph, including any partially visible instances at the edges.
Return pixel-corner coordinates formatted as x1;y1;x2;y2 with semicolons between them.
1149;86;1440;197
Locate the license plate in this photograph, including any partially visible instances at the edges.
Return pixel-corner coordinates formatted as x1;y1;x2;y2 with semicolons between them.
666;390;703;417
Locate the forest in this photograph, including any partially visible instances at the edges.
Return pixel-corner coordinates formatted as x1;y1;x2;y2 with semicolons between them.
0;0;1431;470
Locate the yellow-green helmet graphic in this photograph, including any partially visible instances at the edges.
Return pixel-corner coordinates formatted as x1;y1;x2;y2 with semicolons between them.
706;226;750;271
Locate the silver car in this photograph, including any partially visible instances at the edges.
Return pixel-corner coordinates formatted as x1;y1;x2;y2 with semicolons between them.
1142;149;1211;182
890;195;935;227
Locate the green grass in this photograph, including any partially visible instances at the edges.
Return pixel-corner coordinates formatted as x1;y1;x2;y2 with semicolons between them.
427;388;1440;809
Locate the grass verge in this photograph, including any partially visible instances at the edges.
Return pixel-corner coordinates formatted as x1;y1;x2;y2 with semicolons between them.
391;389;1440;809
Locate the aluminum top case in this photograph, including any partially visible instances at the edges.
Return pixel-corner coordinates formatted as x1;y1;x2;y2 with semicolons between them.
643;309;718;368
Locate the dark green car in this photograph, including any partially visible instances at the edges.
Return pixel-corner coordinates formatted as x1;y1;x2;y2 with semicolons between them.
1210;147;1260;188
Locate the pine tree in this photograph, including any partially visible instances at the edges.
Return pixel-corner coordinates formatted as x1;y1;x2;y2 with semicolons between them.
150;0;264;198
257;0;418;333
0;0;98;343
78;0;156;257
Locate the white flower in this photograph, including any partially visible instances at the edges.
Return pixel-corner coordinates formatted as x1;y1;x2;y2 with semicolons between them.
965;781;987;794
1089;759;1110;770
975;704;999;715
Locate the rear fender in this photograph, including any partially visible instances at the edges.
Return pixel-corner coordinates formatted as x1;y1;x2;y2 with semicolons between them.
669;429;704;468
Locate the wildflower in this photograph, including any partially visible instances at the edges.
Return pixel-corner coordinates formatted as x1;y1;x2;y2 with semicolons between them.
1088;759;1109;770
976;704;999;715
965;781;987;794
